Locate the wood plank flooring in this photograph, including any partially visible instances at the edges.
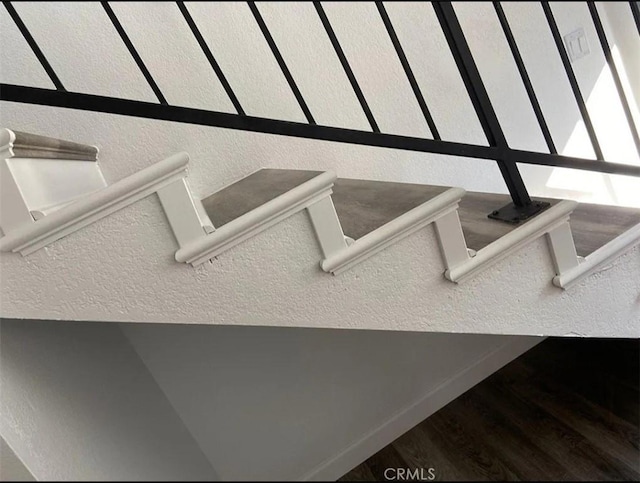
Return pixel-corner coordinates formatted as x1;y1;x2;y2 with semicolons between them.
340;338;640;481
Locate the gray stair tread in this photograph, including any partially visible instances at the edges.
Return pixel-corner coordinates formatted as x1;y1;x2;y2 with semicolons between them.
201;169;640;258
570;202;640;257
332;178;449;240
458;192;640;256
201;169;322;228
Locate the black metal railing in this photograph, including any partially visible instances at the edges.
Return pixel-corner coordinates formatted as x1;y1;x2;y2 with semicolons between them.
2;1;639;223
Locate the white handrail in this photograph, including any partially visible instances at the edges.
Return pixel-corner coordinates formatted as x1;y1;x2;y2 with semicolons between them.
445;200;578;283
553;222;640;289
176;171;337;266
321;187;466;275
0;152;189;255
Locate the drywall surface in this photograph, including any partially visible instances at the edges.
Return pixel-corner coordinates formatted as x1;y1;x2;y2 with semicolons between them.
0;195;637;338
1;2;639;206
0;318;219;481
1;436;34;481
120;323;541;481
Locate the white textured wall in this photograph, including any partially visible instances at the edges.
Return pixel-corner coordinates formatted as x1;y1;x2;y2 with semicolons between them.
1;196;637;338
0;4;638;481
0;318;219;481
0;317;540;481
1;436;34;481
120;324;540;481
1;2;638;205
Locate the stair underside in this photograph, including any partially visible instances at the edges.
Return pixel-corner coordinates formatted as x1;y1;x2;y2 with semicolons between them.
202;169;640;258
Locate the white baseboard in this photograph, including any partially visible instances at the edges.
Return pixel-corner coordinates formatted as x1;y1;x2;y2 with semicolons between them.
301;335;544;481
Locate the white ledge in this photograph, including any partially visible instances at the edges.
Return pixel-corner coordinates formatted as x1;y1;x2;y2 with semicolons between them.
553;222;640;289
445;200;578;283
176;171;337;266
1;128;99;161
0;152;189;255
322;187;466;275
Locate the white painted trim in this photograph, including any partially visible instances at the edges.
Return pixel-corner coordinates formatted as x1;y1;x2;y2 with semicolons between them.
1;128;98;161
0;153;190;255
553;222;640;289
546;221;580;275
301;336;543;481
0;155;34;233
306;196;348;258
157;178;207;247
0;128;16;152
175;171;337;266
434;209;470;269
321;188;466;275
445;201;578;283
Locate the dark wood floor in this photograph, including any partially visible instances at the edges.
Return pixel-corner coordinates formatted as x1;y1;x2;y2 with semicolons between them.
340;338;640;482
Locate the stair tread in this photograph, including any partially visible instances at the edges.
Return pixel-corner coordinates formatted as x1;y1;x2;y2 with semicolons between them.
201;169;640;258
332;178;450;240
201;169;322;228
457;191;640;256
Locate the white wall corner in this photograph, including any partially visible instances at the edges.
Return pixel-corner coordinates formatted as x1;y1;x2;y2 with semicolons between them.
301;335;544;481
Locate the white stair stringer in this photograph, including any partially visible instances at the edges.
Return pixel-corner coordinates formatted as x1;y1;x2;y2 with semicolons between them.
1;173;638;336
442;201;579;284
0;152;197;256
175;171;338;266
0;129;637;336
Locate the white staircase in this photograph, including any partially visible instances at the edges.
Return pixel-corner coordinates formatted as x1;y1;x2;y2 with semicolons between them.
1;129;638;337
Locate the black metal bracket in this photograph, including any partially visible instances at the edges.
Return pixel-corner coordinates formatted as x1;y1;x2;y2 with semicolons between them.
488;200;551;224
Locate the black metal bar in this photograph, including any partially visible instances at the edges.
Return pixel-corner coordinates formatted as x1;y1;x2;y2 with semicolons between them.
2;1;65;91
376;1;440;140
542;2;604;160
6;84;639;178
313;1;380;132
101;1;167;105
631;2;640;36
494;2;557;154
177;2;245;116
248;1;315;124
588;1;640;156
432;2;534;211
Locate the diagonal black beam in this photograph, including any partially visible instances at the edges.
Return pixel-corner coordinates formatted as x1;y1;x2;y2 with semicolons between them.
631;1;640;36
3;1;65;91
588;1;640;157
542;2;604;161
177;2;245;116
494;1;557;154
376;1;440;140
101;1;167;105
5;84;639;178
314;1;380;132
248;1;315;124
432;1;533;209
